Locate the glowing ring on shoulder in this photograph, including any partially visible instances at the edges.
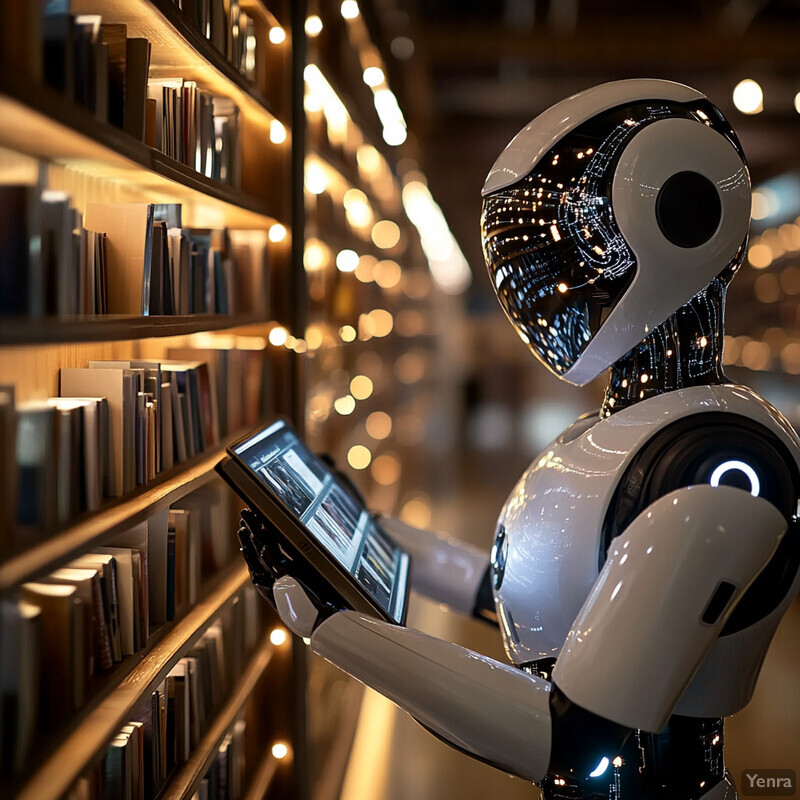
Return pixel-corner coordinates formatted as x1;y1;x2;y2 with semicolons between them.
709;459;760;497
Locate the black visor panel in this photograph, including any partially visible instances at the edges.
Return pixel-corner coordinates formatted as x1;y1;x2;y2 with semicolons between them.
480;100;741;377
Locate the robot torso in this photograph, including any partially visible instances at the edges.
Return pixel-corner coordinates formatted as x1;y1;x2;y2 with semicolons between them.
493;383;800;718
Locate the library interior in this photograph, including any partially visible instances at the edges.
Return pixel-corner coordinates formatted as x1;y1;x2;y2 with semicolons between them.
1;1;800;799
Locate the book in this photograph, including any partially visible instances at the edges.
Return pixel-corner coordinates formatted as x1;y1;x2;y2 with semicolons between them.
16;401;58;532
102;23;127;130
0;184;44;317
19;582;85;721
146;509;170;627
49;396;107;511
94;546;138;655
0;386;17;555
70;553;121;664
61;367;130;497
125;37;151;141
84;203;154;315
0;599;41;772
43;0;75;99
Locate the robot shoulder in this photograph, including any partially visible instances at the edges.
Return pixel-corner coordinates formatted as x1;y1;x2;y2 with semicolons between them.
603;388;800;633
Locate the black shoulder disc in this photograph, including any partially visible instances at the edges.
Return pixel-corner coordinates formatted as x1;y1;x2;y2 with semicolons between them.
601;412;800;634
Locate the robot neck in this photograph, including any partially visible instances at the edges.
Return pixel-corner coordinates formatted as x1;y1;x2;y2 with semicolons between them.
602;278;728;417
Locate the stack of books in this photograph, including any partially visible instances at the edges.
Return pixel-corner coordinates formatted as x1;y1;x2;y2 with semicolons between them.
147;81;242;189
0;190;269;319
36;3;244;183
0;177;109;317
81;202;268;316
3;346;264;555
0;488;242;777
42;4;152;141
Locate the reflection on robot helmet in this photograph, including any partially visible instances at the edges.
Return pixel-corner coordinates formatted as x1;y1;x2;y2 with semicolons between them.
480;98;746;384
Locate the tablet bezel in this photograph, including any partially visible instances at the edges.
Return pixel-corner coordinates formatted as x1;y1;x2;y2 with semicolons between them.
217;420;410;625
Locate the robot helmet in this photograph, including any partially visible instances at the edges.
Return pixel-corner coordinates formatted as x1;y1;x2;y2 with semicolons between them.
481;79;752;386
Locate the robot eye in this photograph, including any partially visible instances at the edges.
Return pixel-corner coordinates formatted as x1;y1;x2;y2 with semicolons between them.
655;171;722;248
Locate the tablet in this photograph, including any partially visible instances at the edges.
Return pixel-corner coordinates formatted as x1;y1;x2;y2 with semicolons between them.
216;419;410;624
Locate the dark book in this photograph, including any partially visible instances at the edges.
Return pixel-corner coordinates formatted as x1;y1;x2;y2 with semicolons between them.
0;387;17;557
19;582;83;723
166;526;176;622
70;554;119;668
125;37;151;141
148;221;167;315
43;0;74;98
16;402;58;531
0;185;43;317
101;23;127;130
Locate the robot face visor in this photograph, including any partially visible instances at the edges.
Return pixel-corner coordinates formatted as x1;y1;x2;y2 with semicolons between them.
480;101;745;382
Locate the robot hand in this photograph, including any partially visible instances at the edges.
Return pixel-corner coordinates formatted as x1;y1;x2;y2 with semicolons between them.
237;508;334;635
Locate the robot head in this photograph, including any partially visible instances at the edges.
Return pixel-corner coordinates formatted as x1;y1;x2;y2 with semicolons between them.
480;79;752;386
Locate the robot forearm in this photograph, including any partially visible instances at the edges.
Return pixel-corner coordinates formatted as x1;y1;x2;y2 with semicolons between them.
312;608;552;781
553;484;787;733
378;516;490;616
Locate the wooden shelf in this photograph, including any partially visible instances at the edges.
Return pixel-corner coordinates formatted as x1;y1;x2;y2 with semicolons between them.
72;0;285;129
243;753;280;800
0;429;246;592
0;312;268;346
161;636;275;800
15;562;252;800
0;78;283;229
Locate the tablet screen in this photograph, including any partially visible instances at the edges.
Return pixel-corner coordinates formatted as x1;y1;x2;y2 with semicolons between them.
232;420;409;621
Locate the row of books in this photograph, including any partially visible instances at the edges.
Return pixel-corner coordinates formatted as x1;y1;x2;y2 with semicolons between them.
0;187;270;318
191;718;248;800
148;78;242;188
0;484;237;777
0;179;108;317
42;6;152;140
171;0;259;84
74;587;261;800
37;4;245;186
3;348;264;546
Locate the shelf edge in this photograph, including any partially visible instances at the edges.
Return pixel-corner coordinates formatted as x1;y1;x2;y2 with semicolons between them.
15;563;251;800
160;637;275;800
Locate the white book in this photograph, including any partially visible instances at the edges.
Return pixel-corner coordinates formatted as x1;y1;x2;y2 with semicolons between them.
47;397;103;511
60;368;127;497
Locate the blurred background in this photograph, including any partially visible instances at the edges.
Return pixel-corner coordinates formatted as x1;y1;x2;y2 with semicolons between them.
303;2;800;798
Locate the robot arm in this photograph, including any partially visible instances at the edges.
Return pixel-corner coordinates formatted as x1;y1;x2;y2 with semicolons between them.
274;575;627;783
377;516;493;620
553;484;788;733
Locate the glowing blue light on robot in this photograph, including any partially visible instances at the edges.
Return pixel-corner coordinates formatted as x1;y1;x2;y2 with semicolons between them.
589;757;610;778
709;460;760;497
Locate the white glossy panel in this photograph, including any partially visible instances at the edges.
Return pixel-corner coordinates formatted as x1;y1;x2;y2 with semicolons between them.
274;575;319;638
378;516;488;615
565;117;751;385
494;384;800;666
312;610;553;782
552;485;786;732
482;79;702;196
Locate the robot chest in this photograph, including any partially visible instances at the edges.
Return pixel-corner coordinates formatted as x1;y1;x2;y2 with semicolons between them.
492;431;630;665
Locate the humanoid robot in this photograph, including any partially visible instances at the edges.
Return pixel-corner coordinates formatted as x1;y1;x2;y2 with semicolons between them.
238;80;800;799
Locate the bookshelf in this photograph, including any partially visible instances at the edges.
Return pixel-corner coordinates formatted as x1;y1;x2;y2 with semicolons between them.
0;430;245;591
0;0;303;798
159;635;276;800
0;313;269;347
13;563;255;800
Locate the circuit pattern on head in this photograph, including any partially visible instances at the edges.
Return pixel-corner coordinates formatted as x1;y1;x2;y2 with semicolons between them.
480;99;743;381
